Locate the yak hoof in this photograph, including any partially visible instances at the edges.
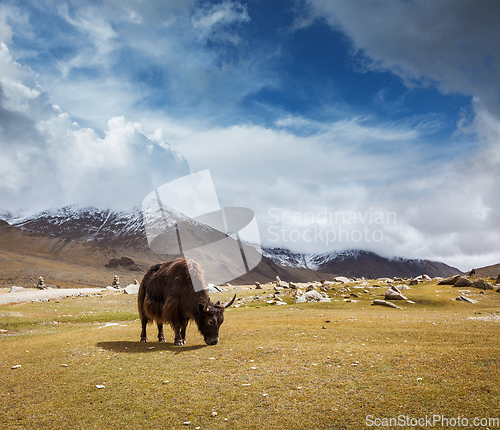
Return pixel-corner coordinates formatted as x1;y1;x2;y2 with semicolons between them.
174;341;183;346
140;338;147;342
158;338;166;343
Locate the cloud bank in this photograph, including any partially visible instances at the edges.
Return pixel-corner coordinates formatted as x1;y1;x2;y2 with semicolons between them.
0;41;188;214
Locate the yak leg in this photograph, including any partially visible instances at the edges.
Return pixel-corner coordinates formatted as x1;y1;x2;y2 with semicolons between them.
174;324;182;346
140;317;149;342
157;323;166;342
180;320;188;345
174;319;189;346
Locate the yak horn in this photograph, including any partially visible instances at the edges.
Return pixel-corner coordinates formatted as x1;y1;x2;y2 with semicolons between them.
224;294;236;309
203;300;210;313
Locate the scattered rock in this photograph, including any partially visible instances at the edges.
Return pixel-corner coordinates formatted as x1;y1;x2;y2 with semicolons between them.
295;290;331;303
470;279;486;290
453;277;473;288
211;412;218;417
9;286;25;293
333;276;350;283
105;257;141;271
438;275;461;285
456;295;476;304
106;286;118;292
255;282;262;289
206;284;225;293
95;385;105;389
371;300;402;309
496;274;500;285
384;286;407;300
275;276;288;288
37;276;46;290
414;274;431;281
11;365;22;369
409;279;418;286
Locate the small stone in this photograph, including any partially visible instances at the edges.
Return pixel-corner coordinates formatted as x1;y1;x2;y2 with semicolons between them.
372;299;402;309
183;421;190;425
11;365;21;369
61;364;68;367
211;411;218;417
322;326;326;329
95;385;105;389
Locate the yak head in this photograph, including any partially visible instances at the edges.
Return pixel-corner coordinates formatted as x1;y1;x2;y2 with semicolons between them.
197;294;236;345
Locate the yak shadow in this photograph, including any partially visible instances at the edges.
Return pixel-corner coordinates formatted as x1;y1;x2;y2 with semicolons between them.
96;341;208;354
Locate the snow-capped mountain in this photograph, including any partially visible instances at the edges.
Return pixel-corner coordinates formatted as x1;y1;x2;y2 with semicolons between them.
7;206;149;251
261;248;459;278
3;206;460;279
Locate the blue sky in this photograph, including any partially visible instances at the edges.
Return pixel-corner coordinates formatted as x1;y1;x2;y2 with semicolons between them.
0;0;499;270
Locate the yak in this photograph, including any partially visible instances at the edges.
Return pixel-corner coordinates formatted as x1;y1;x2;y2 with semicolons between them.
138;258;235;346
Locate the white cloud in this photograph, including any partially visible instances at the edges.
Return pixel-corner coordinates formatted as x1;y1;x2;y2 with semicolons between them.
56;4;118;78
0;37;189;214
192;0;250;44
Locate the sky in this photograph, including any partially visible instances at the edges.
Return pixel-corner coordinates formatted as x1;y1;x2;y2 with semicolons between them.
0;0;499;271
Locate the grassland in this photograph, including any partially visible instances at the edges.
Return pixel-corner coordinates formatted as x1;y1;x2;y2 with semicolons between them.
1;281;499;429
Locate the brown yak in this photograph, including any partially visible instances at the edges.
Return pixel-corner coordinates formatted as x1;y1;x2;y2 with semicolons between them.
138;258;235;345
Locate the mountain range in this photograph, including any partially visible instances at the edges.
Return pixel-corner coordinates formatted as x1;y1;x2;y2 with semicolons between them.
0;206;465;284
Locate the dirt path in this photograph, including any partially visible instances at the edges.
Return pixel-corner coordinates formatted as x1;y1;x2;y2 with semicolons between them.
0;288;106;305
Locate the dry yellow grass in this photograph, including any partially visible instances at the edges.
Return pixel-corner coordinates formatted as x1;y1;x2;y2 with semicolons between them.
1;281;499;429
